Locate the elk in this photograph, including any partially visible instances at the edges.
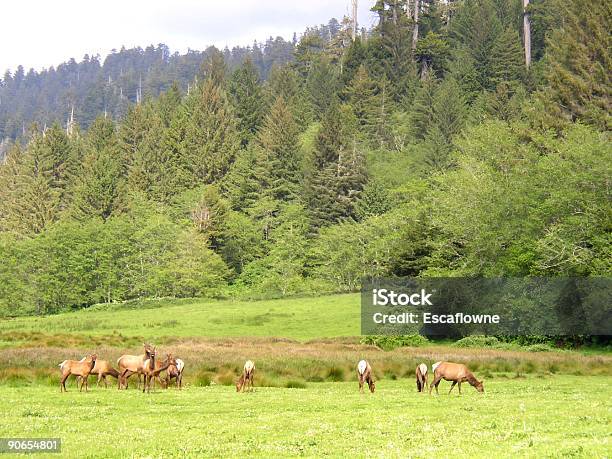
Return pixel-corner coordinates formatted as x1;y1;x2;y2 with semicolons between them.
59;354;97;392
429;361;484;395
76;358;120;388
164;358;185;389
357;360;375;393
236;360;255;392
142;353;176;393
416;363;428;392
117;343;155;389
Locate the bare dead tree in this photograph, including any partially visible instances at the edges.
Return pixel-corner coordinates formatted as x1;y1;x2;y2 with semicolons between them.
523;0;531;68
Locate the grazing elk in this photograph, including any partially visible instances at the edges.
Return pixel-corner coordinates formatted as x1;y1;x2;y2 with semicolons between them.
416;363;428;392
117;343;155;389
142;353;176;393
429;361;484;395
59;354;97;392
236;360;255;392
357;360;375;393
164;358;185;389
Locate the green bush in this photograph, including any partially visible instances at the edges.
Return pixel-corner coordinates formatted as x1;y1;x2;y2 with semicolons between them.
453;336;500;348
361;335;430;351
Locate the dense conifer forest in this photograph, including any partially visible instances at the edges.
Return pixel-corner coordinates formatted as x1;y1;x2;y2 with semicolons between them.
0;0;609;316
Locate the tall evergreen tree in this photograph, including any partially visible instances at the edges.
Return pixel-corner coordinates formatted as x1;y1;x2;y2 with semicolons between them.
304;104;367;229
229;58;265;147
182;79;240;183
256;97;302;201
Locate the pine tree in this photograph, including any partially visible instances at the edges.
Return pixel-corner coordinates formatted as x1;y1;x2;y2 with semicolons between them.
306;57;339;119
539;0;611;130
256;96;302;201
345;65;381;138
489;27;524;86
200;47;227;87
229;58;265;147
182;79;240;183
304;104;367;229
432;77;467;140
410;74;437;140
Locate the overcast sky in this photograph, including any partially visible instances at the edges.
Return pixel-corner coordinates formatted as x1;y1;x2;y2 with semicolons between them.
1;0;378;74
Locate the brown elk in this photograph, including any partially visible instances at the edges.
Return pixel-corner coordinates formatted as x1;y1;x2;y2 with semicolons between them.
164;358;185;389
429;361;484;395
357;360;375;393
117;343;155;389
236;360;255;392
142;353;176;393
76;359;120;388
59;354;97;392
416;363;428;392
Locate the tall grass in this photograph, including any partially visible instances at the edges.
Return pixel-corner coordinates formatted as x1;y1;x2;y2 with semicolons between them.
1;338;610;387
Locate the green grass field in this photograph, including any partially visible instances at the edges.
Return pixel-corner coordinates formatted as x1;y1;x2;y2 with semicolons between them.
0;377;609;458
0;294;610;458
0;294;358;344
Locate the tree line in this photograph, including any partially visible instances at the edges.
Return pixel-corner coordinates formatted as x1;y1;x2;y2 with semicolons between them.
0;0;609;316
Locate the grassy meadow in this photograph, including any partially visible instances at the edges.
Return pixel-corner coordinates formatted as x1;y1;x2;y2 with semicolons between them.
0;378;609;458
0;294;610;457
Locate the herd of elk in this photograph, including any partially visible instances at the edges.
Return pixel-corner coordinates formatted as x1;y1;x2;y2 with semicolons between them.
59;344;186;393
59;347;485;396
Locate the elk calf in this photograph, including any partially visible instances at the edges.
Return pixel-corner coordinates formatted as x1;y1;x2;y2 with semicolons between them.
236;360;255;392
59;354;97;392
430;361;484;395
416;363;428;392
357;360;375;393
142;353;176;393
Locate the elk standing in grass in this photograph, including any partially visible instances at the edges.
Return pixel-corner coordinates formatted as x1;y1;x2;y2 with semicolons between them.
117;344;155;389
236;360;255;392
142;353;176;393
59;354;97;392
164;358;185;389
416;363;428;392
76;359;120;388
429;361;484;395
357;360;375;393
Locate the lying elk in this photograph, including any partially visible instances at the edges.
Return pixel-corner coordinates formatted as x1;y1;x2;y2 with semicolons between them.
164;358;185;389
416;363;428;392
429;361;484;395
59;354;97;392
117;343;155;389
236;360;255;392
357;360;375;393
142;353;176;393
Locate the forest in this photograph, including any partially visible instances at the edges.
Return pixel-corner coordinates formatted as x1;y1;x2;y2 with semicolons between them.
0;0;609;316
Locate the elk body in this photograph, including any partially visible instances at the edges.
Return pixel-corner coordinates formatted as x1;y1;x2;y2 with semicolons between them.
164;358;185;389
236;360;255;392
117;344;155;389
59;354;97;392
429;362;484;395
357;360;375;393
76;359;120;388
142;354;176;393
415;363;428;392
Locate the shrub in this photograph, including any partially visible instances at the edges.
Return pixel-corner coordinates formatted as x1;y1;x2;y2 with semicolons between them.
453;336;500;348
361;335;429;351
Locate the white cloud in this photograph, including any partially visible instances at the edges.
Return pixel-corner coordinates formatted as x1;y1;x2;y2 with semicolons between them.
2;0;378;73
